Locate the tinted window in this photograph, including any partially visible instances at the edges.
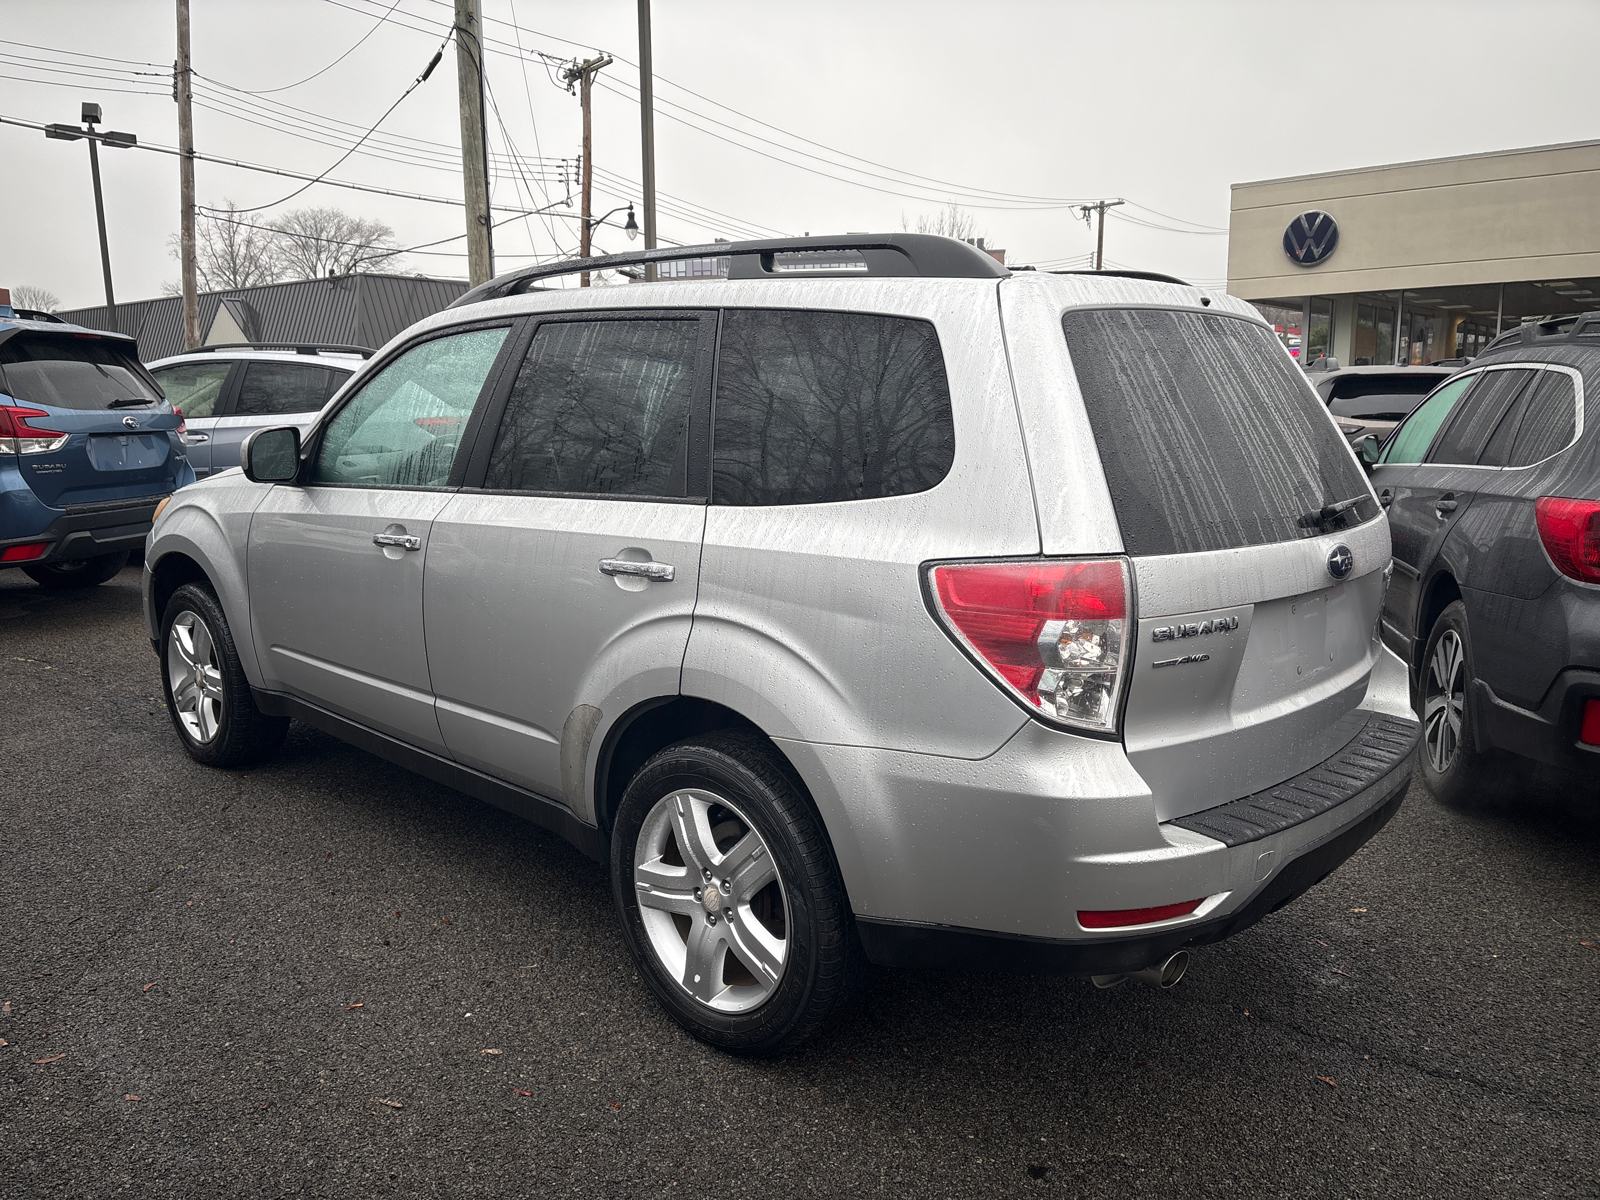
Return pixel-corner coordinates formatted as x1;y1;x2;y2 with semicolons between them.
235;360;347;416
1381;374;1472;465
1063;309;1374;555
712;309;954;506
1428;369;1537;465
1328;373;1447;400
0;333;162;409
151;361;230;419
1508;370;1577;466
311;327;507;488
483;318;702;497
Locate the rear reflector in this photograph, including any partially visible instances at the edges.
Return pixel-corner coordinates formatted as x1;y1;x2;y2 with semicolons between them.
0;542;50;563
1078;899;1203;929
1534;496;1600;584
1581;699;1600;747
927;557;1131;734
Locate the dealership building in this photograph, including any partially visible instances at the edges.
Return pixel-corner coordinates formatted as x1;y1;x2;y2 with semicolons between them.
1228;138;1600;366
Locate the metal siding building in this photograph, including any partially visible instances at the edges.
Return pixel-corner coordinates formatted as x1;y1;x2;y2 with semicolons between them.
57;274;469;362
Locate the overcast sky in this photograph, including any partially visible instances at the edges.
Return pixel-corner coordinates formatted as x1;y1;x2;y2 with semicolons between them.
5;0;1599;311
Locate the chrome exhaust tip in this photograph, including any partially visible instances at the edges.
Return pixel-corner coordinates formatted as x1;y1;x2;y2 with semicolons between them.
1090;950;1189;990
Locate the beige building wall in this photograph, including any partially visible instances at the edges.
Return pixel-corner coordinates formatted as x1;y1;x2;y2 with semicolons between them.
1228;139;1600;301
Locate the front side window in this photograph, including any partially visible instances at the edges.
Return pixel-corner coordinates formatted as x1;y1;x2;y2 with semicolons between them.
712;309;955;506
151;361;230;419
482;318;702;497
1380;374;1473;465
1427;369;1538;465
236;361;347;417
310;327;508;488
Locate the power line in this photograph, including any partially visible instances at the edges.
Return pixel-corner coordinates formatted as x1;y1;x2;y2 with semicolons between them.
227;0;405;94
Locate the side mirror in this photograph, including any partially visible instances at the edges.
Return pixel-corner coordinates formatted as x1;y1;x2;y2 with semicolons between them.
242;426;301;483
1356;435;1381;470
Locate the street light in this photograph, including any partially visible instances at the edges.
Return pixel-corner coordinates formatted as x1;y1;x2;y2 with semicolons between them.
580;204;638;287
43;102;137;329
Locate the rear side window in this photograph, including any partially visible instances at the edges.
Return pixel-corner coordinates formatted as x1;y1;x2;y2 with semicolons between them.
0;333;162;409
1428;369;1538;465
235;361;347;416
712;309;955;506
151;361;230;419
1507;370;1577;466
1063;309;1374;555
483;318;702;497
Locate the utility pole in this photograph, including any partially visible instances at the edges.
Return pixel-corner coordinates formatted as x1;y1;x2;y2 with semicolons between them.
561;54;612;287
175;0;199;350
454;0;493;285
636;0;657;281
1076;199;1124;271
44;104;136;332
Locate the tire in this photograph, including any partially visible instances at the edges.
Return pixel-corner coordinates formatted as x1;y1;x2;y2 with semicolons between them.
610;731;865;1056
23;550;129;589
1418;600;1512;807
159;582;288;768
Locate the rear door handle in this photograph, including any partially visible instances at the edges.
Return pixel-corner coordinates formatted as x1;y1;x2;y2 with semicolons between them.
373;525;422;551
600;558;674;582
181;432;209;444
1434;497;1458;517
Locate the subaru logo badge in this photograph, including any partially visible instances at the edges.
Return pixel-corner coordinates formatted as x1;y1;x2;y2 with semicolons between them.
1283;210;1339;266
122;416;139;429
1327;543;1354;580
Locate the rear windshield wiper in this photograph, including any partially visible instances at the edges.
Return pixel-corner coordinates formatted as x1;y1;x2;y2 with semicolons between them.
1298;494;1368;531
108;396;155;408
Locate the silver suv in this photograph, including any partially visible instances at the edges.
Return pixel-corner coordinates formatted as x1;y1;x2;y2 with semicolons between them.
142;235;1420;1054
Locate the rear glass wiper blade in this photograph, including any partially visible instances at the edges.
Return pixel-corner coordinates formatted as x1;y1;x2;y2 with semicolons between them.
107;397;156;407
1298;494;1368;530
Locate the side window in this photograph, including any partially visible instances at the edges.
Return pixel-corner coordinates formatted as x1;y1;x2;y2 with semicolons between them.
310;327;508;488
712;309;955;506
482;318;702;497
1381;374;1474;465
1428;368;1538;465
150;361;230;419
1507;370;1577;466
235;361;343;417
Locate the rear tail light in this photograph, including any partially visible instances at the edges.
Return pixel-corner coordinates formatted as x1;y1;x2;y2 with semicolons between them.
1534;497;1600;584
171;405;187;437
0;405;68;455
1581;699;1600;747
1078;899;1202;929
0;542;50;563
926;557;1131;735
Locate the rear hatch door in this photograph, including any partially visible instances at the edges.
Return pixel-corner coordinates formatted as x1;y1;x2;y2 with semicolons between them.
1023;296;1389;821
0;329;185;507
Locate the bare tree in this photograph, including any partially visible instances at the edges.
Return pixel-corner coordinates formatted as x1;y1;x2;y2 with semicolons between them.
10;285;61;312
271;206;404;279
904;203;982;242
166;199;286;292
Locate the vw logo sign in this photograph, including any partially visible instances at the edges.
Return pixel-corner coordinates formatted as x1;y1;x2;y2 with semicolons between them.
121;416;139;429
1327;543;1354;581
1283;210;1339;266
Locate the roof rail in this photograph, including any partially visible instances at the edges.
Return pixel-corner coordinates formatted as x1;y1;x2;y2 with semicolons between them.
449;233;1009;308
182;342;376;359
1048;268;1194;287
12;308;65;323
1481;311;1600;353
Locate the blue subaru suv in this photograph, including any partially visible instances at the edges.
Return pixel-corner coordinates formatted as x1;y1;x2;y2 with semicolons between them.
0;304;192;588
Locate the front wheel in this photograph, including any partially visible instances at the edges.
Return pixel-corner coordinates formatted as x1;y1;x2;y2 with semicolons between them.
160;582;288;767
23;550;129;589
610;732;864;1056
1418;600;1511;806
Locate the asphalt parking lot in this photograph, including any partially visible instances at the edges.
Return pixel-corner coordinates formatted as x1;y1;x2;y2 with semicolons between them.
2;565;1596;1199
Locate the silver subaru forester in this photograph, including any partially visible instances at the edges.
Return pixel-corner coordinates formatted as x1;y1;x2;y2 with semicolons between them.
143;235;1420;1054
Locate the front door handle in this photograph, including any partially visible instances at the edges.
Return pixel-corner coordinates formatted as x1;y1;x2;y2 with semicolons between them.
373;525;422;551
600;558;674;582
181;431;209;444
1378;488;1393;508
1434;496;1458;517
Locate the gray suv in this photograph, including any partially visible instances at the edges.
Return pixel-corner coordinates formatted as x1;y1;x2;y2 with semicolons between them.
142;235;1420;1054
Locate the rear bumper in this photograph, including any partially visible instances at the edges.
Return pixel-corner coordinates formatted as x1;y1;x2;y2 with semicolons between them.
1474;668;1600;770
0;493;167;567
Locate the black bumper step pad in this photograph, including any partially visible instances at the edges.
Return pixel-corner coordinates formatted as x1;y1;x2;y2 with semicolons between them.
1167;713;1420;848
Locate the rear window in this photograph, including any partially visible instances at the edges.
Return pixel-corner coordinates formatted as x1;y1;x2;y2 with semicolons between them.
1063;309;1375;556
0;333;162;409
1328;373;1446;400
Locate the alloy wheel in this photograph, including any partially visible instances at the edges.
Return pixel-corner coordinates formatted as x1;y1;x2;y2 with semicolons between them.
167;610;225;743
633;788;789;1014
1423;628;1466;773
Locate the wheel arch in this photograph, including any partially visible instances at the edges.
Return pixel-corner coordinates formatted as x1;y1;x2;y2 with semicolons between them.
147;550;212;631
1414;571;1463;672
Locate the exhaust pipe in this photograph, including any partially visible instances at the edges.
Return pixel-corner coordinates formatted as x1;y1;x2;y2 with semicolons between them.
1090;950;1189;991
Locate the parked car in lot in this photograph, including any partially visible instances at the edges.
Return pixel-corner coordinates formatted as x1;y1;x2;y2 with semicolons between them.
142;235;1418;1053
1;308;191;588
145;344;370;478
1363;315;1600;800
1314;364;1457;445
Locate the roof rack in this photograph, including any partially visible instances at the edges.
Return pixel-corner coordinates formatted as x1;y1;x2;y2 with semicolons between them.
1048;268;1194;287
182;342;376;359
1480;311;1600;354
449;233;1009;308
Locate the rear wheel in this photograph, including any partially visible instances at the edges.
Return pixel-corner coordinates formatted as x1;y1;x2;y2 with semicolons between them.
23;550;129;589
1418;601;1511;806
160;582;288;767
610;731;864;1056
